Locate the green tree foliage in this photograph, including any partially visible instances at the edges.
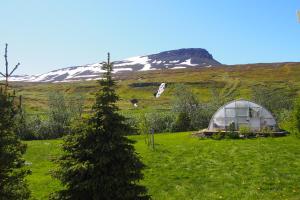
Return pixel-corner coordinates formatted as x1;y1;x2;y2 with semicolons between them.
171;84;214;130
172;84;199;114
138;112;175;134
171;112;191;132
0;91;30;199
15;93;84;140
51;54;149;200
293;97;300;136
48;92;71;137
251;85;297;133
172;84;198;131
251;85;296;118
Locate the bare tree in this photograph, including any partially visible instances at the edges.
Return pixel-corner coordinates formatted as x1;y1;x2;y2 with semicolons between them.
1;43;20;92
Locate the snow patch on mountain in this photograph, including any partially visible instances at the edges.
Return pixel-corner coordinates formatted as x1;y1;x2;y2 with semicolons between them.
171;66;186;69
140;64;152;71
180;59;198;66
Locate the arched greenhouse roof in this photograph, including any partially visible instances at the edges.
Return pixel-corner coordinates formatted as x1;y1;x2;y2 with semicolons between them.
208;99;277;131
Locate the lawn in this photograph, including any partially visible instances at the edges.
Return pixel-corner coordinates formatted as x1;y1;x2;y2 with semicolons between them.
24;132;300;200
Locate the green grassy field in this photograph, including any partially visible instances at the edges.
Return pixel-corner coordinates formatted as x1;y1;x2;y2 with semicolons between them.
24;132;300;200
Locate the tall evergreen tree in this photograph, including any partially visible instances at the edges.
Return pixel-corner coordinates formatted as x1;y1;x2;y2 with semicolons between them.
51;53;149;200
0;90;31;199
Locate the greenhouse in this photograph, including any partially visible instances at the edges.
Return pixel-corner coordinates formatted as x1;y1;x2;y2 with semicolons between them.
208;99;277;132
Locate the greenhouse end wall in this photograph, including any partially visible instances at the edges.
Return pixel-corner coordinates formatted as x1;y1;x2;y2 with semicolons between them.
208;100;277;132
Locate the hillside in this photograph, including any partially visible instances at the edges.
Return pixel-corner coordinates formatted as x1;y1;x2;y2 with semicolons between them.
8;48;221;83
10;62;300;114
24;132;300;200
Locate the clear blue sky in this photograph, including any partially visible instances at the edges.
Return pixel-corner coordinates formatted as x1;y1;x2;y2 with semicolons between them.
0;0;299;74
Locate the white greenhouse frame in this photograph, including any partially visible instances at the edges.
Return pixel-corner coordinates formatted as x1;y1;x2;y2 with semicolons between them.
208;99;277;132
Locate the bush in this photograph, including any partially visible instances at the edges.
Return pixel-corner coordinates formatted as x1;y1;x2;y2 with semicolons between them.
48;92;71;137
294;97;300;137
189;104;213;130
226;131;239;139
15;93;85;140
260;126;274;137
277;109;294;133
171;84;216;131
172;84;199;115
171;112;191;132
136;112;175;134
211;131;225;140
239;125;253;138
251;85;296;119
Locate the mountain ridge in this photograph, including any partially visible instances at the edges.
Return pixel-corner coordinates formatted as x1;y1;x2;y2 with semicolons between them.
7;48;221;83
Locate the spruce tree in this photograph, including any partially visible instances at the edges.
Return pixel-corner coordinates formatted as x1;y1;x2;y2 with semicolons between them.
0;90;31;199
51;53;149;200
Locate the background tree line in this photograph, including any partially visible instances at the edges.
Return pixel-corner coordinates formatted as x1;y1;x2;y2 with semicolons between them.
15;92;84;140
128;83;300;136
14;83;300;139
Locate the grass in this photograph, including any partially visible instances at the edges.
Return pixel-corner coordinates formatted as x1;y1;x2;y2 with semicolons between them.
10;62;300;114
23;140;62;199
18;63;300;199
24;133;300;200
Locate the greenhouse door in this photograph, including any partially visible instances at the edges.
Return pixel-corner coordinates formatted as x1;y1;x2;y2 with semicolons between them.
236;108;250;129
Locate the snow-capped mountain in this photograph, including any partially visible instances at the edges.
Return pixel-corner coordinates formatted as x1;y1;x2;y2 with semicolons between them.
9;48;221;83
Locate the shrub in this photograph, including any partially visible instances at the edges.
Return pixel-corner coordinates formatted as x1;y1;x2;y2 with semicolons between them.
260;126;274;137
211;131;225;140
172;84;199;115
239;125;253;138
171;112;191;132
142;112;175;134
226;131;239;139
251;85;296;119
48;92;71;137
189;104;212;130
171;84;216;131
277;109;294;134
15;93;85;140
294;97;300;137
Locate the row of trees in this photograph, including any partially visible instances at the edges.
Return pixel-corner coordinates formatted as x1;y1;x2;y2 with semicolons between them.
16;80;298;139
16;93;84;140
131;83;299;135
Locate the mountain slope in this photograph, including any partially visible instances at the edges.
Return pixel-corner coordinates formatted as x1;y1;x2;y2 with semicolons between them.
9;48;221;83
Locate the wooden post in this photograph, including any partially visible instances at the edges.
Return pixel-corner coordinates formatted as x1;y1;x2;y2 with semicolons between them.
151;128;155;150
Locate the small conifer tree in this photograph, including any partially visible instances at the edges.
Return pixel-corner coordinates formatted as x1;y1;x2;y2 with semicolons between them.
51;53;149;200
0;90;31;199
0;43;30;199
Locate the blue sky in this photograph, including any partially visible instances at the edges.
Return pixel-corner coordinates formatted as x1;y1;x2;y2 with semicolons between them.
0;0;299;74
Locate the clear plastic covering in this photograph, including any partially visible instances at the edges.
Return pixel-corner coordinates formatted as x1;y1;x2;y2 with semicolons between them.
208;100;277;131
